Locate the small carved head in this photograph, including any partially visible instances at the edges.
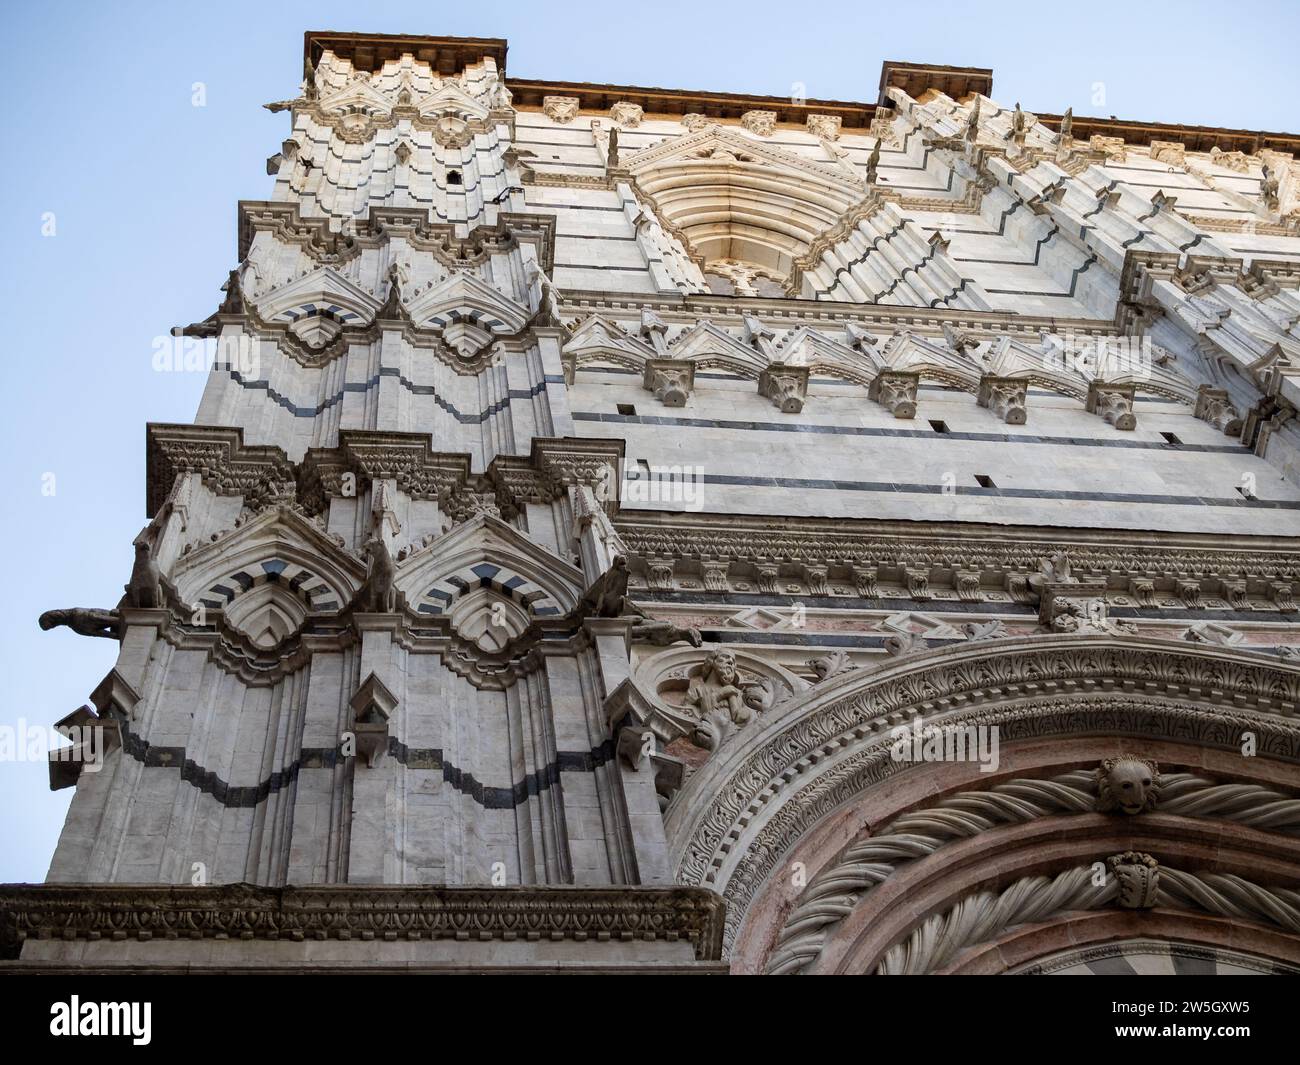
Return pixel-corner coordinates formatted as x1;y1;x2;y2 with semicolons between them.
706;649;738;685
1097;756;1159;815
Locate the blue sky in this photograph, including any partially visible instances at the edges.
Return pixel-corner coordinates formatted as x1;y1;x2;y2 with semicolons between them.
0;0;1296;882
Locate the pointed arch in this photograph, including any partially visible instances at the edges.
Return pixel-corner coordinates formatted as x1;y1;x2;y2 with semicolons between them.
627;126;869;288
396;515;586;621
171;507;365;620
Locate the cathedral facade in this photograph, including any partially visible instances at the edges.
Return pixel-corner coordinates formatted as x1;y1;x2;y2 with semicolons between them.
5;31;1300;974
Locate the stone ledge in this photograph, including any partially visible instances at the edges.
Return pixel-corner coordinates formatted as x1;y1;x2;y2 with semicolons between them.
0;883;726;963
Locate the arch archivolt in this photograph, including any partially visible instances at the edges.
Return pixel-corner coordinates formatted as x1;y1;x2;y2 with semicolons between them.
660;634;1300;972
796;805;1300;975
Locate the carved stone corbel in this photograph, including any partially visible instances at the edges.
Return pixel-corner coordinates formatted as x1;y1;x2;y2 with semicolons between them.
852;567;879;598
954;571;983;602
604;676;691;748
543;96;580;124
1194;385;1243;436
650;752;685;810
1176;579;1203;609
803;565;829;596
616;724;656;769
978;375;1027;424
1271;581;1296;613
868;371;919;419
904;568;931;600
642;359;694;407
1128;577;1158;608
1220;579;1250;610
1086;381;1137;430
759;364;809;414
91;669;141;722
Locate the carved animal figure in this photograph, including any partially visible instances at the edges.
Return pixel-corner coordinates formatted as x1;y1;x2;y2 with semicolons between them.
1097;756;1160;815
586;555;631;617
124;541;162;609
358;536;398;613
628;616;702;647
39;608;122;639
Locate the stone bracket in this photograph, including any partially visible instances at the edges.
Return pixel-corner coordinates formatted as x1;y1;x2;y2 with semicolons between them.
1086;381;1137;430
869;370;919;419
978;375;1027;424
759;364;810;413
642;359;695;407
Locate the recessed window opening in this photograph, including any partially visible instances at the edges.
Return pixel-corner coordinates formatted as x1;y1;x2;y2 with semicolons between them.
974;474;996;489
929;420;949;433
617;403;637;416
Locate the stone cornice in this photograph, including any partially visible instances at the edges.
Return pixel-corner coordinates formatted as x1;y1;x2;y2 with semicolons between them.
147;423;297;517
0;882;725;962
509;79;874;129
878;61;994;108
614;510;1300;587
299;37;1299;153
304;30;508;76
559;290;1120;339
507;59;1297;153
237;201;556;274
148;425;623;520
298;430;473;511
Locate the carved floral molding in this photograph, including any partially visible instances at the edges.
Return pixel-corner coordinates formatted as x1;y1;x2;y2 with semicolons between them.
0;883;725;962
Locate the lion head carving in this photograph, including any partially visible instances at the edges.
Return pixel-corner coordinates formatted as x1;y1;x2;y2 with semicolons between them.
1096;756;1160;815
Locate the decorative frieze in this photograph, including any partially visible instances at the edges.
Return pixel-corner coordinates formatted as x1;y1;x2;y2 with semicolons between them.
0;884;726;962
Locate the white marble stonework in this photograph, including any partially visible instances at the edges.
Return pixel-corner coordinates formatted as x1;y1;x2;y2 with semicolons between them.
8;37;1300;976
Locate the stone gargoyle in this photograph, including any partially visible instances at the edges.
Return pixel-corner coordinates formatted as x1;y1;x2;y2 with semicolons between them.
580;556;701;647
40;533;165;640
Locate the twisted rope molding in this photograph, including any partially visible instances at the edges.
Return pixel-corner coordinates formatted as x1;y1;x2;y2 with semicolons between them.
876;864;1300;975
675;639;1300;896
672;641;1300;952
766;770;1300;974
